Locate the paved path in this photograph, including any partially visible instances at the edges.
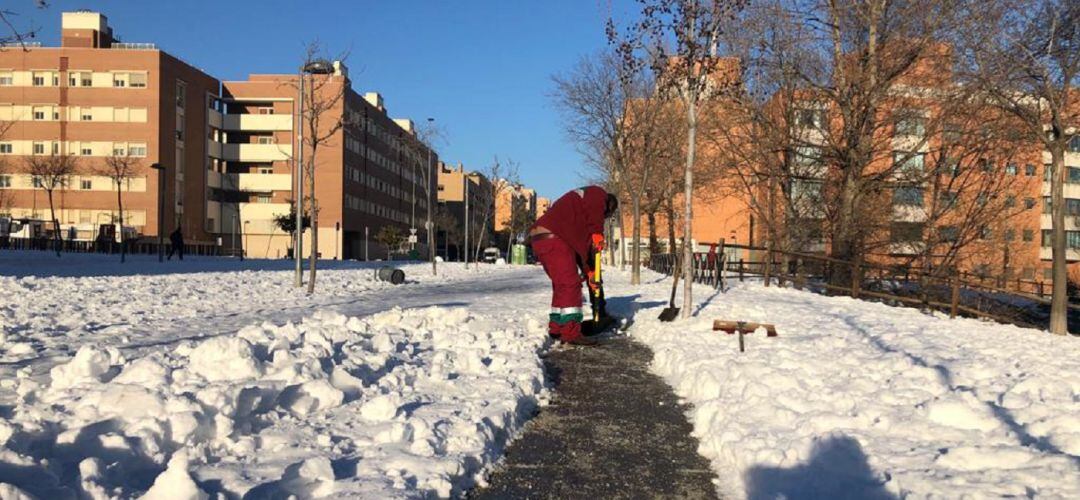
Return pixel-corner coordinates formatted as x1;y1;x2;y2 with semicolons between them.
473;337;719;499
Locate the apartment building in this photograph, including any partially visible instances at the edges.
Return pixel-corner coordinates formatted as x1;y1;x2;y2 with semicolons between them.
537;196;550;219
0;11;219;243
436;161;495;257
0;11;439;260
493;180;537;232
620;49;1080;285
217;73;437;259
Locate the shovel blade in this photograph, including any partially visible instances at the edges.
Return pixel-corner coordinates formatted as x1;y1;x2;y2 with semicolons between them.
658;307;680;322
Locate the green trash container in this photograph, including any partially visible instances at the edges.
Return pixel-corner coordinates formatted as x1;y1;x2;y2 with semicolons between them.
511;243;526;265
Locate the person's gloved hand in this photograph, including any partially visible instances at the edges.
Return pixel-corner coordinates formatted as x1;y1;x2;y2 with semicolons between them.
591;233;605;252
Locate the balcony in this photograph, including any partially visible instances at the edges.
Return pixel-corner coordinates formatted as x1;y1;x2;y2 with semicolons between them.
1039;214;1080;230
219;143;292;162
236;173;292;192
209;109;223;129
1039;247;1080;261
222;114;292;132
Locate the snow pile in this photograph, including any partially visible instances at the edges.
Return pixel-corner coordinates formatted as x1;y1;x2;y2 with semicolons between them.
626;274;1080;498
0;252;504;364
0;306;547;498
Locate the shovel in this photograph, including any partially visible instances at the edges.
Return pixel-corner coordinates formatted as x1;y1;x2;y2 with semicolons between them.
658;252;683;322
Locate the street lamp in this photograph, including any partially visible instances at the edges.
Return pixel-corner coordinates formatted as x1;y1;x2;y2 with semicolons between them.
295;59;336;287
425;117;434;268
150;163;164;262
243;220;249;261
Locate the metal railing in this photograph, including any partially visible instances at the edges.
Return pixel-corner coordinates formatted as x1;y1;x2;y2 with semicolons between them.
0;236;221;257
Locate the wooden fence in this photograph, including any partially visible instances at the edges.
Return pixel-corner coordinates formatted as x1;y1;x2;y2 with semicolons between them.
648;243;1068;330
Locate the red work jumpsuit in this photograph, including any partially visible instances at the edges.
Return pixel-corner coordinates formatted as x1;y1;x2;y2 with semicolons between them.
529;186;608;343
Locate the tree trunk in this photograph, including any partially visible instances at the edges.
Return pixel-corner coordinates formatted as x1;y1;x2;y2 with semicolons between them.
647;209;659;255
631;198;642;285
117;181;125;263
829;166;860;288
428;214;436;275
47;190;61;257
307;172;317;294
681;96;696;319
1049;145;1068;334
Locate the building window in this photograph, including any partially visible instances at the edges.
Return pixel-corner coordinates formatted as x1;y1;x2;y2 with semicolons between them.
1025;197;1036;209
1004;229;1016;241
113;75;126;87
890;222;924;243
256;136;275;145
1005;163;1018;175
0;73;12;86
1023;229;1034;242
258;107;274;115
33;108;45;120
894;152;925;175
32;75;45;86
129;73;147;88
1042;197;1080;216
1004;195;1016;208
176;81;186;107
81;111;92;121
256;166;273;174
939;225;958;242
1041;230;1080;248
129;145;147;157
0;143;11;154
980;226;991;240
0;175;10;188
795;108;824;129
80;179;92;190
81;146;93;156
113;146;125;156
1025;164;1036;176
1070;135;1080;153
33;142;45;155
892;185;924;206
31;176;42;188
895;113;926;137
1022;267;1035;280
255;194;272;204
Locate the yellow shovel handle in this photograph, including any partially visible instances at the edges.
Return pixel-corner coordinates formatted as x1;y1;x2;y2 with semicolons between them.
594;252;601;283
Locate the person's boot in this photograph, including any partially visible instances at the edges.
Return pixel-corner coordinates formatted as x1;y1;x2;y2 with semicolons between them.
559;320;598;346
547;313;562;341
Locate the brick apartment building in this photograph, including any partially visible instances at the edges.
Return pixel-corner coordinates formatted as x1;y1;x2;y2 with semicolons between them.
0;11;437;260
436;161;494;258
619;52;1080;285
0;11;218;244
217;74;436;260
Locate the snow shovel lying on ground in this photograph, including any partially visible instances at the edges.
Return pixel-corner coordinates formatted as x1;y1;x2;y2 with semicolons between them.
658;254;683;322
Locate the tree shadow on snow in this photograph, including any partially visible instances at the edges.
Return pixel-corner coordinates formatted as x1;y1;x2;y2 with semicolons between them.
746;434;896;500
839;315;1080;469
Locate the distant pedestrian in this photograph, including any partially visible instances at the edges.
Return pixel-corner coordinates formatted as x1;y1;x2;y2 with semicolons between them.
167;227;184;261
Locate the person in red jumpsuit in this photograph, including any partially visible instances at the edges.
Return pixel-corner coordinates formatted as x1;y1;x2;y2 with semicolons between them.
528;186;618;344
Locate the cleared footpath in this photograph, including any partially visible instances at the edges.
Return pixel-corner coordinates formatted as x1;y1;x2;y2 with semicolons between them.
472;337;720;499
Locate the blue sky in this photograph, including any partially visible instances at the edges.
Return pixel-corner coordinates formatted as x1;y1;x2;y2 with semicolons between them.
19;0;634;199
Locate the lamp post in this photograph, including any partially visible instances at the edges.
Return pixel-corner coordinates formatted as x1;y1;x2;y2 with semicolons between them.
425;117;434;270
464;174;469;268
243;220;249;261
150;163;164;262
294;59;336;286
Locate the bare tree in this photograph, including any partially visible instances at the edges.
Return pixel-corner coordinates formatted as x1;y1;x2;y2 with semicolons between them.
26;153;76;257
410;121;445;275
98;153;140;262
295;42;348;294
610;0;746;318
0;1;47;49
0;121;14;217
960;0;1079;334
472;157;518;266
552;50;681;284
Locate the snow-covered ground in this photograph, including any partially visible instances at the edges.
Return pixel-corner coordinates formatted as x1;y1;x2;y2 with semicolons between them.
3;251;1079;498
620;270;1080;499
0;251;552;498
